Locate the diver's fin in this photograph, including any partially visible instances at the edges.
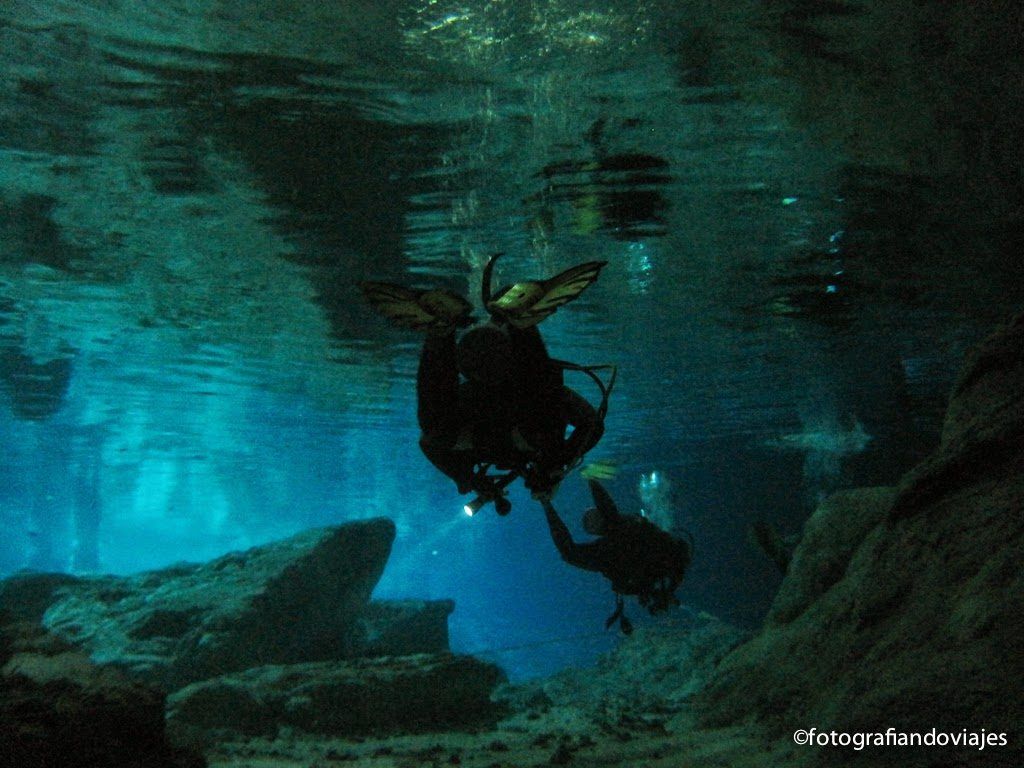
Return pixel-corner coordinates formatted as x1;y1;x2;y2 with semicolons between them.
480;252;505;306
580;459;619;481
361;282;473;333
748;521;792;575
605;595;625;630
486;260;606;328
588;479;621;523
619;613;633;635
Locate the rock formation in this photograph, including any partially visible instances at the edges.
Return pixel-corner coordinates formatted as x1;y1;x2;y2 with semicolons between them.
166;654;506;747
0;616;205;768
2;519;402;689
700;313;1024;766
0;517;508;759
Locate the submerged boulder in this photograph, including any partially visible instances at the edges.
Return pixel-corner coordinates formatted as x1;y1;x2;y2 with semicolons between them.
3;519;397;689
165;653;507;747
700;313;1024;766
353;598;455;656
0;619;204;768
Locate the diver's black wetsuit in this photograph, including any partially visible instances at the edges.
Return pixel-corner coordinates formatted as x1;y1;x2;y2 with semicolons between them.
417;325;601;496
541;497;689;614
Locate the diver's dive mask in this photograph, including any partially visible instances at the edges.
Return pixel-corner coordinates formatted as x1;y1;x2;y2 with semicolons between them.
456;322;513;384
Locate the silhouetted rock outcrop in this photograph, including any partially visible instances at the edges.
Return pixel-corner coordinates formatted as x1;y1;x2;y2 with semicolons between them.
767;487;895;625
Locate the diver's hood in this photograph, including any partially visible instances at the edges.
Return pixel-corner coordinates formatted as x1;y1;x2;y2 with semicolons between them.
588;479;620;517
456;322;513;384
583;479;623;535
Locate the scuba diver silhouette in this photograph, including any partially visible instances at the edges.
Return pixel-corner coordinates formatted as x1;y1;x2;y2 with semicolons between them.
540;479;691;633
362;254;615;515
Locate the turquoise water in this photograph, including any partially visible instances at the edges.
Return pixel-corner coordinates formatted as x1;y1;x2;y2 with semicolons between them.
1;1;1020;680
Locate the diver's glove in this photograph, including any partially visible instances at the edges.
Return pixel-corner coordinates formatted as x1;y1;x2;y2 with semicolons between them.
360;282;474;334
468;466;510;500
470;477;500;500
525;464;563;500
531;488;553;503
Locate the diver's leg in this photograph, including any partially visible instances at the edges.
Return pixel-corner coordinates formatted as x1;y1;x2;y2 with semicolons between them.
417;332;476;492
419;435;475;494
522;386;601;494
416;332;458;434
507;327;565;490
509;326;562;390
560;386;602;461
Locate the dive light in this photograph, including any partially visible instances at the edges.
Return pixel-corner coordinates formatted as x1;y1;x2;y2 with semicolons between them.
462;469;518;516
463;492;512;516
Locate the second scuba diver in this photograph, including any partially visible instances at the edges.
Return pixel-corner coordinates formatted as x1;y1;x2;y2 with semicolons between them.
362;254;613;514
540;478;691;633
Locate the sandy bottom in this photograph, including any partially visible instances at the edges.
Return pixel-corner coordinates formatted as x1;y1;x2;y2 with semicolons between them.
205;700;783;768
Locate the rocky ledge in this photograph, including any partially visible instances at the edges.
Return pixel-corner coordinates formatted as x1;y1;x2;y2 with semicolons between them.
166;653;507;748
0;617;205;768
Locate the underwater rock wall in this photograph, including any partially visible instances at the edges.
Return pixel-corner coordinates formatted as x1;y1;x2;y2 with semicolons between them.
699;313;1024;765
766;486;895;625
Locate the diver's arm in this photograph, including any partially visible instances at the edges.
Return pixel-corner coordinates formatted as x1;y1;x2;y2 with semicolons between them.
560;387;602;463
541;498;602;572
526;387;602;492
